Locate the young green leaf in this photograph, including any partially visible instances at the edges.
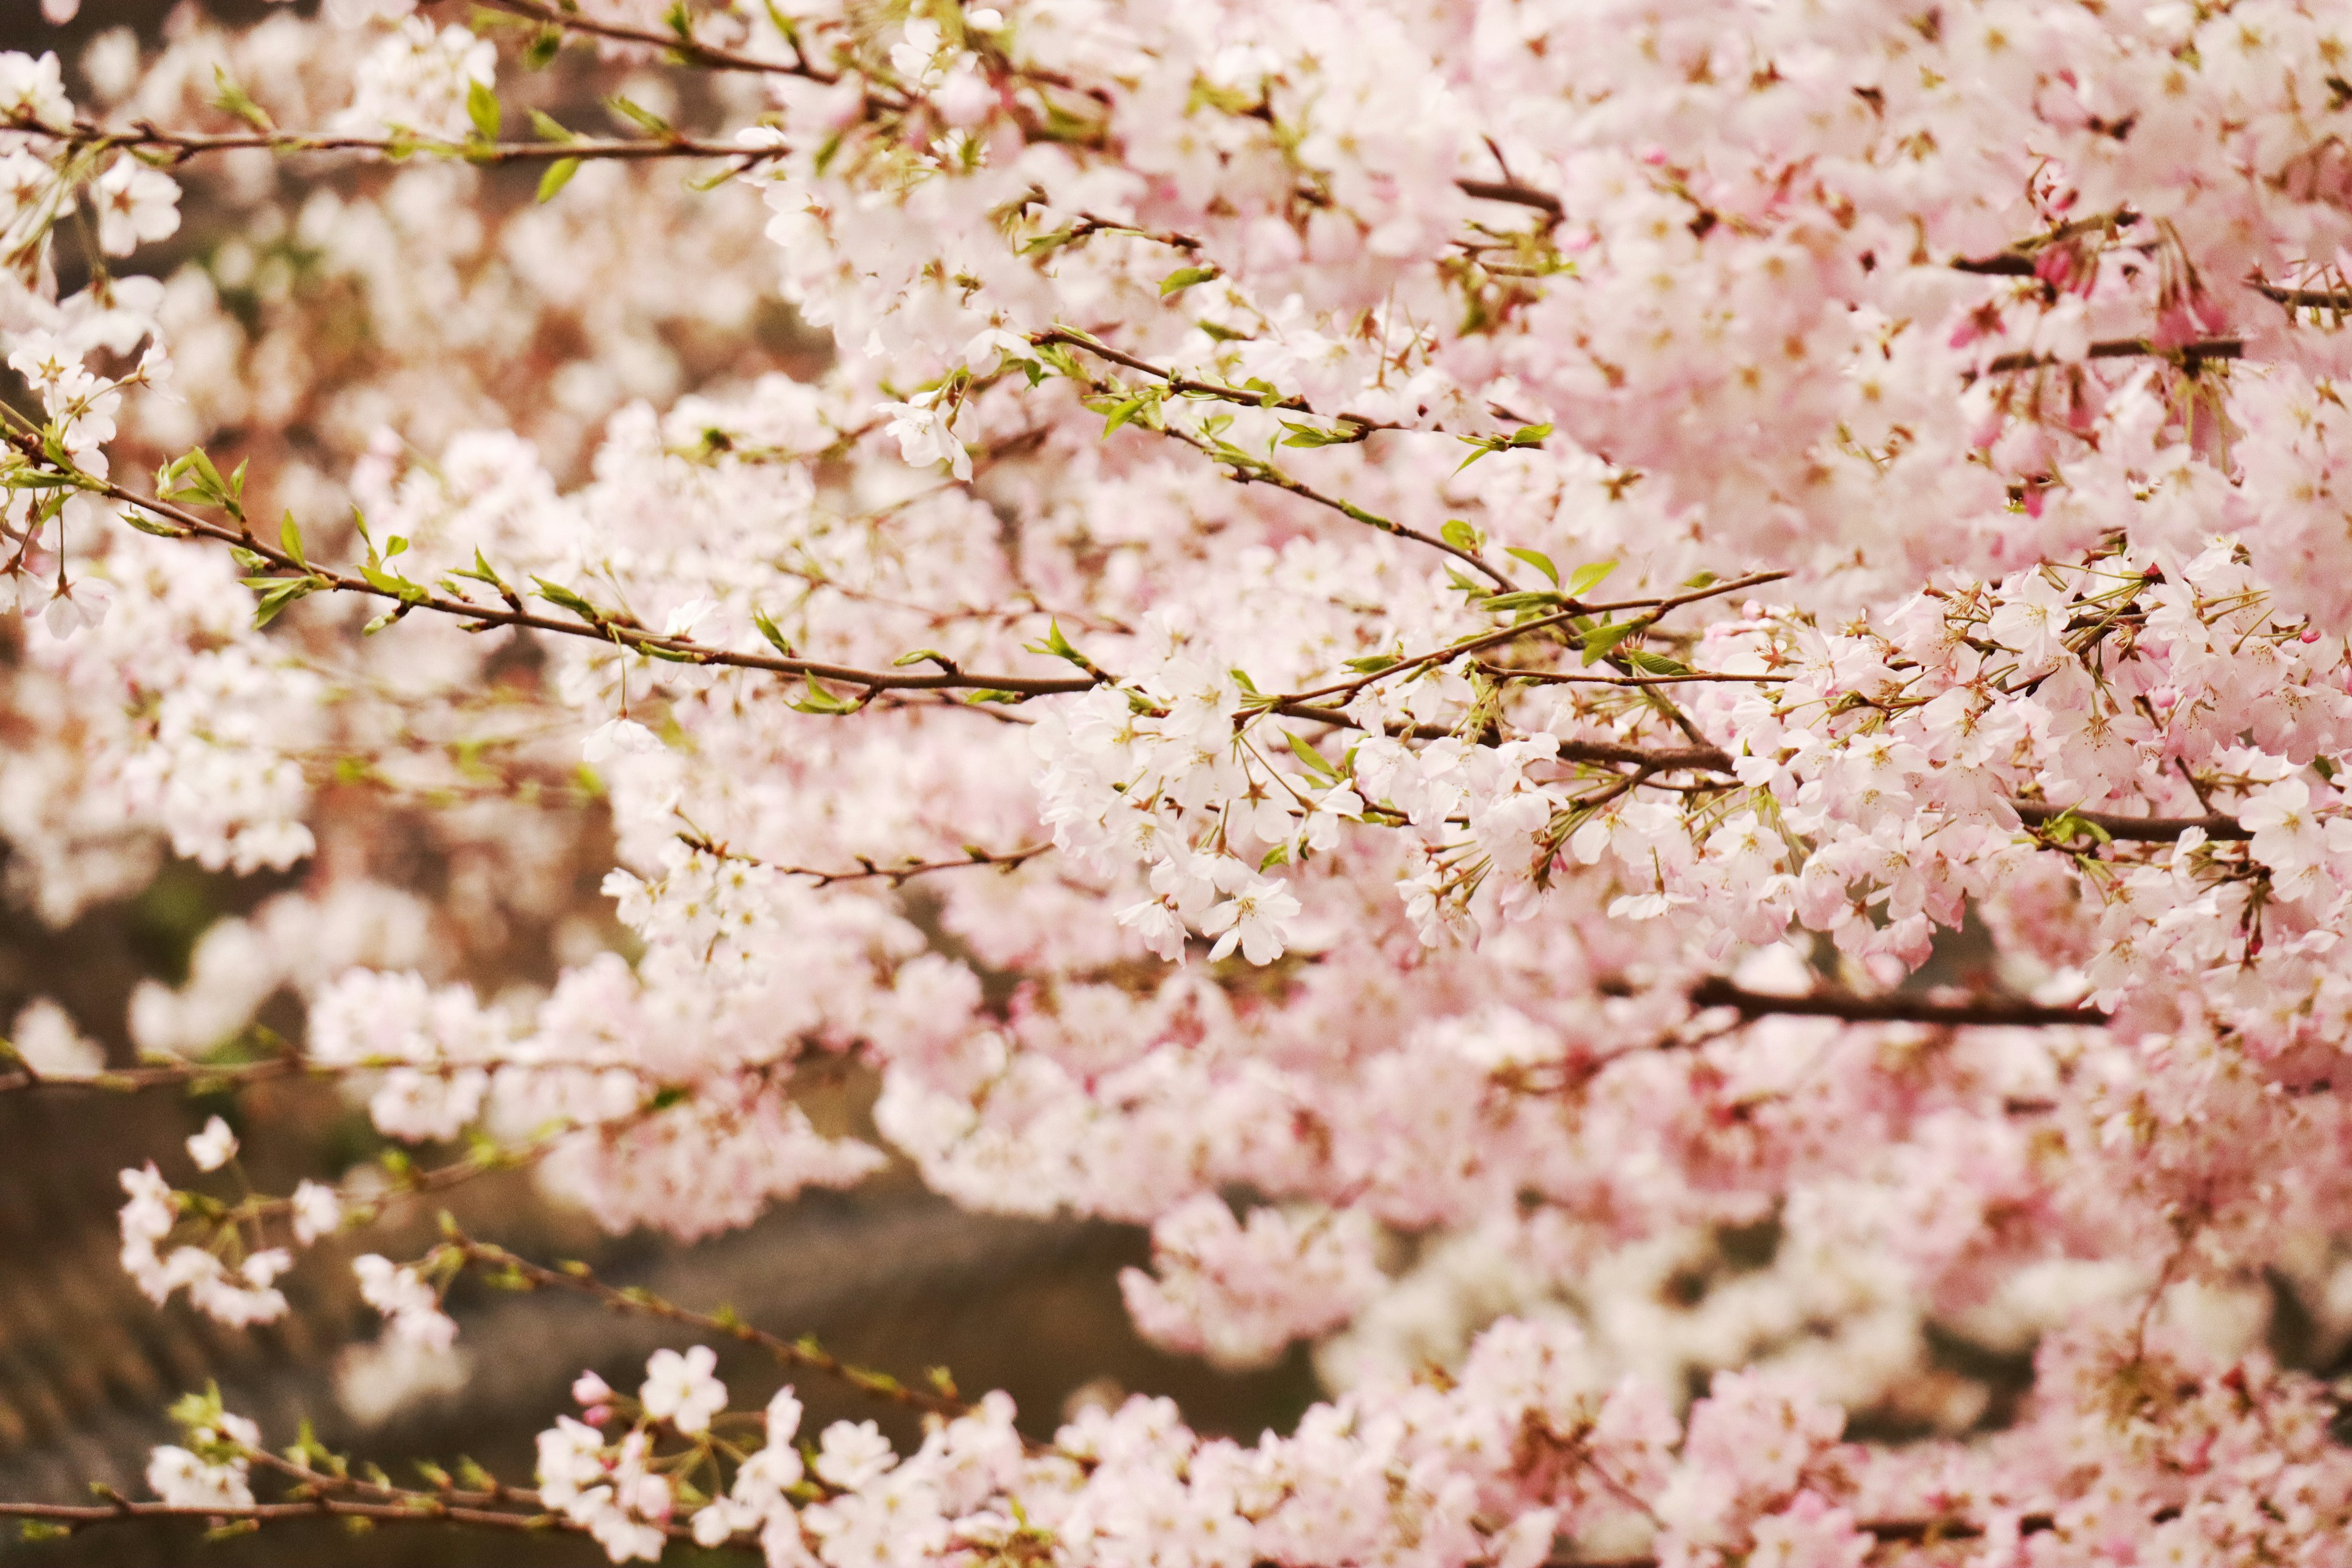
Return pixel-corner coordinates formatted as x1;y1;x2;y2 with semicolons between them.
209;66;275;134
752;608;795;657
466;79;502;142
1579;619;1640;665
1504;546;1559;586
1283;731;1340;782
537;157;582;203
1160;265;1219;296
532;578;603;622
1440;519;1484;552
606;94;674;137
1566;559;1618;597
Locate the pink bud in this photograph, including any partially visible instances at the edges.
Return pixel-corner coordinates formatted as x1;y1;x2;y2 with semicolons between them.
2302;627;2322;644
573;1371;614;1405
584;1404;615;1428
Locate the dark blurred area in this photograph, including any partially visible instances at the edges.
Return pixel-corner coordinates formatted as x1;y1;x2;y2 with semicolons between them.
0;5;1322;1562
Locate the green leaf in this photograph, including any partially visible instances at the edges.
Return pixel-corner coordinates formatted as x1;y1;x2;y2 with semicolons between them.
1101;396;1148;437
1283;731;1339;782
466;79;501;143
1278;421;1358;448
1478;590;1563;614
1021;227;1076;255
1681;570;1719;589
1620;649;1689;676
531;577;603;621
752;608;794;656
528;108;576;144
1159;265;1219;296
450;548;507;589
522;27;563;69
121;508;190;539
537;157;582;203
1342;654;1400;674
788;674;858;715
1440;518;1483;552
1579;620;1639;665
1257;842;1292;871
894;649;951;668
606;94;673;137
1566;559;1618;597
1504;547;1559;586
252;578;323;628
1023;619;1091;669
360;564;426;604
1509;421;1555;447
209;66;274;134
278;510;307;571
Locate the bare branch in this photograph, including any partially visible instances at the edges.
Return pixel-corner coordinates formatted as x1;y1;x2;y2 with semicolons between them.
1689;976;2106;1028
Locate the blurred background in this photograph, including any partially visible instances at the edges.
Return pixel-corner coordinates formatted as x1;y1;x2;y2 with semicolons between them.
0;4;1319;1562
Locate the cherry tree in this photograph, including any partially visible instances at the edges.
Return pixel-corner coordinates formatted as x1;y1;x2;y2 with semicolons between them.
4;0;2352;1563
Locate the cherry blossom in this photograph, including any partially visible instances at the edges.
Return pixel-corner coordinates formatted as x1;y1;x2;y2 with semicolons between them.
5;3;2352;1563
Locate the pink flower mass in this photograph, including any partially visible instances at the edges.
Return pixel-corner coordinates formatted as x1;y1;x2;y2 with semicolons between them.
6;0;2352;1562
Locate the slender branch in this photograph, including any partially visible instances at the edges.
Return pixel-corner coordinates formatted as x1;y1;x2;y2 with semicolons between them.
2250;280;2352;312
0;1054;303;1097
676;830;1055;887
1276;571;1792;706
1556;1511;2057;1568
439;0;840;83
47;455;1099;701
1689;976;2106;1028
2011;801;2247;842
446;1235;998;1430
9;116;761;167
1472;662;1781;688
1985;337;2241;374
1457;178;1564;221
0;1497;581;1532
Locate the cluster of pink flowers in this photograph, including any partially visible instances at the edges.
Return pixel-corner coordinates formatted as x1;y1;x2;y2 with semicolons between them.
0;0;2347;1561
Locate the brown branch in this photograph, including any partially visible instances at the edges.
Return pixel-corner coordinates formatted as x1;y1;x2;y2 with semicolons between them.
2251;280;2352;312
1690;976;2106;1028
0;1497;575;1532
1456;178;1564;221
676;831;1055;887
51;458;1099;702
13;116;762;167
2011;801;2247;842
447;1235;998;1430
1276;571;1792;707
1985;337;2241;374
1556;1511;2056;1567
0;1054;303;1098
438;0;839;83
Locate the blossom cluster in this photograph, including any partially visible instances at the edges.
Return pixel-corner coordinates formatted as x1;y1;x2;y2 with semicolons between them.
0;0;2350;1564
